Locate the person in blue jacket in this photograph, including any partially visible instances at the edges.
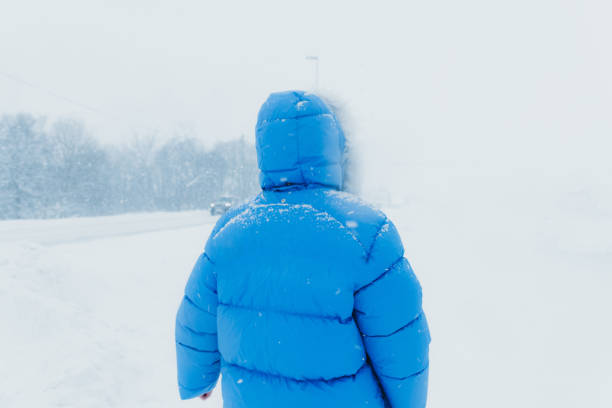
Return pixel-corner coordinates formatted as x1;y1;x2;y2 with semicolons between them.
175;90;431;407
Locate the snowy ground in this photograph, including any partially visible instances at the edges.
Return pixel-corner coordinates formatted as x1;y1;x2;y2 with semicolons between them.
0;211;222;408
1;185;611;407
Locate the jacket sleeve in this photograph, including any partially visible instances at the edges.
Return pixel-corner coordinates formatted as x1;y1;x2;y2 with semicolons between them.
175;252;221;399
354;220;431;408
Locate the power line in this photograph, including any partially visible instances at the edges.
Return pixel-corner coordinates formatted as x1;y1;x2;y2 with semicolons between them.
0;70;109;116
0;70;165;136
0;70;201;136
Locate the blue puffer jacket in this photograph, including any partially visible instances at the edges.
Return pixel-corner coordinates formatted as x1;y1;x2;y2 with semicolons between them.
175;91;430;407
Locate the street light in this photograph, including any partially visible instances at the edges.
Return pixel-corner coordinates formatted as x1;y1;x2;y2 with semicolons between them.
305;56;319;91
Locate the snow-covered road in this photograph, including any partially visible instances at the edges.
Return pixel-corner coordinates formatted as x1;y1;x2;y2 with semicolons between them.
1;198;611;407
0;211;215;245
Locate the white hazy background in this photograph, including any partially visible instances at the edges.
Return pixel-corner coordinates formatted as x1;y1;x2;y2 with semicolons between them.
1;1;611;407
2;0;611;206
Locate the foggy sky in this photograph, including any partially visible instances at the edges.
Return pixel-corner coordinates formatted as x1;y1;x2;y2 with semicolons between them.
2;0;611;194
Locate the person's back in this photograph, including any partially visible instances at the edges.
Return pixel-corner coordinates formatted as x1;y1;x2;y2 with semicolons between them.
175;91;431;408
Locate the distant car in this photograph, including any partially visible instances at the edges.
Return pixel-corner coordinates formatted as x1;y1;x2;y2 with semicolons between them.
210;197;234;216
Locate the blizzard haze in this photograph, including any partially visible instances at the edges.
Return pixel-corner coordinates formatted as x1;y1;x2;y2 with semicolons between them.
2;2;611;167
2;1;611;196
1;1;612;407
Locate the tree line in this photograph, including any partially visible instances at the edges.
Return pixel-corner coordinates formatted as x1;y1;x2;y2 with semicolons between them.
0;113;259;220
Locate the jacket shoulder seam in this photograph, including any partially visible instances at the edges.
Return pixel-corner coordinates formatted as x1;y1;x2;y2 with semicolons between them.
364;218;390;263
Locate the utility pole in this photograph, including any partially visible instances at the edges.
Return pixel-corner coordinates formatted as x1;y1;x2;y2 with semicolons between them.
305;56;319;91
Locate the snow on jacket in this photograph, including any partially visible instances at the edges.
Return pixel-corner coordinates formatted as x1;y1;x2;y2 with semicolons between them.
175;90;430;407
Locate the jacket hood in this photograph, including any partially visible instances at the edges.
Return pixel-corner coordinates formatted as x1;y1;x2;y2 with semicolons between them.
255;90;346;191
